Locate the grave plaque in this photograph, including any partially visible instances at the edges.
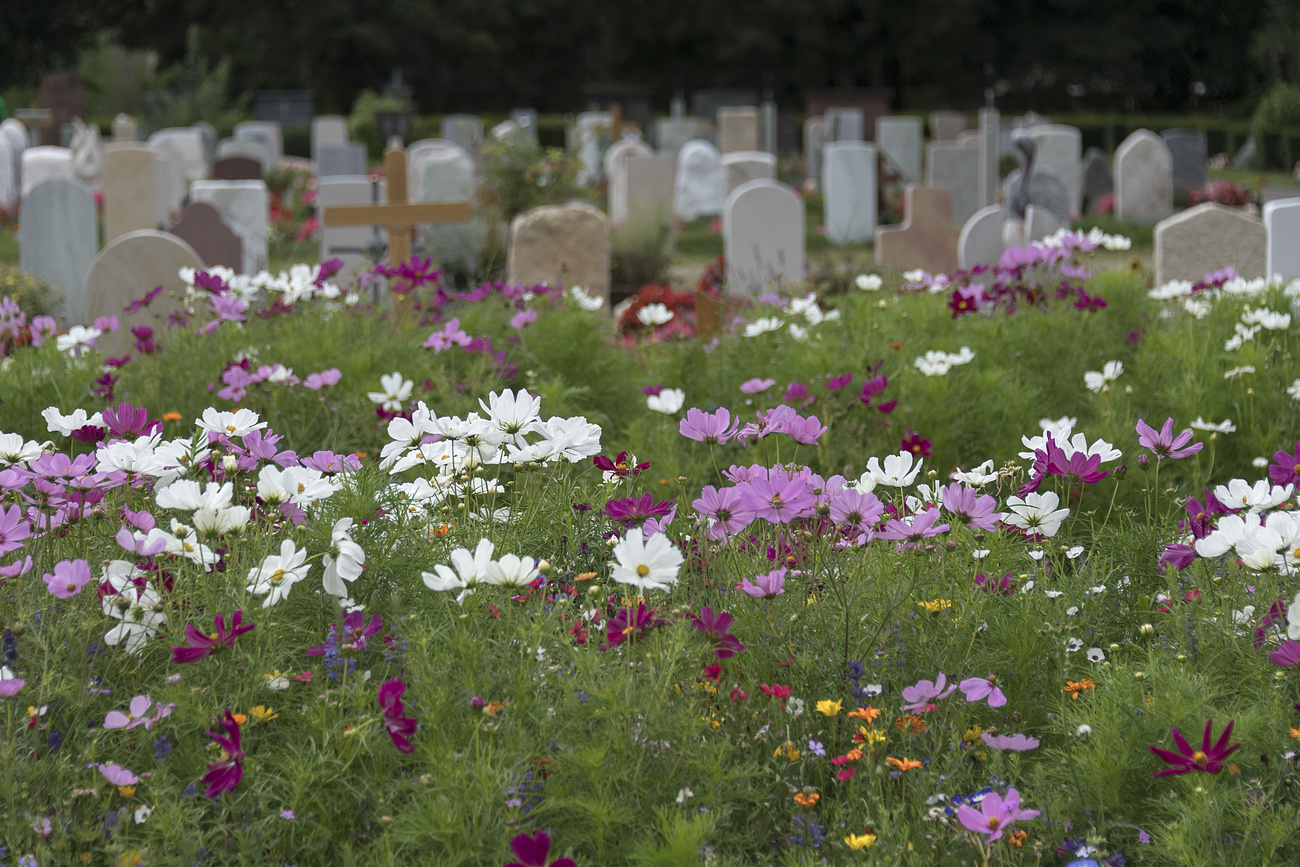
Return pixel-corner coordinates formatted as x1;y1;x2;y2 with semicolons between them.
876;116;924;184
723;179;805;296
170;201;243;270
507;202;611;305
233;121;282;172
318;143;368;179
1153;203;1266;286
1029;124;1082;215
19;176;98;324
85;231;204;358
717;107;760;154
822;141;877;245
926;142;980;226
103;142;158;243
874;185;960;273
191;180;270;275
1160;128;1208;194
929;111;966;142
213;156;263;181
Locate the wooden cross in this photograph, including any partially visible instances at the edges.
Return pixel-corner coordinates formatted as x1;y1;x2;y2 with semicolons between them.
606;104;641;141
321;145;473;319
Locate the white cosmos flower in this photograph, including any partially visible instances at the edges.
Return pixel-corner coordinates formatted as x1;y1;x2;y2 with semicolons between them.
1224;366;1255;380
1212;479;1294;514
0;433;44;468
1189;417;1235;434
195;408;267;439
257;466;341;507
102;567;167;654
567;285;605;311
914;351;951;376
479;389;541;447
42;407;106;437
368;372;414;412
647;388;685;414
865;451;923;487
1003;491;1070;538
487;553;538;588
246;539;311;608
155;480;234;512
422;538;495;601
1149;280;1194;300
743;317;784;337
56;325;102;357
950;459;998;487
1083;360;1124;393
322;518;366;597
1224;322;1261;351
1288;590;1300;640
522;415;603;463
855;274;883;291
611;527;683;591
1195;513;1260;558
1241;308;1290;330
191;505;251;537
636;303;674;326
1289;379;1300;401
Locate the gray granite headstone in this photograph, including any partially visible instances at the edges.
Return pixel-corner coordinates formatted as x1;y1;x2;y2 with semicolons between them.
605;138;656;224
926;142;980;227
1263;198;1300;280
673;139;723;221
318;175;387;287
311;115;349;166
18;176;98;324
653;118;701;157
441;115;484;166
190;180;269;275
192;121;217;165
407;139;462;202
1029;124;1082;215
416;144;479;272
1160;129;1208;194
958;204;1063;271
103;142;158;243
170;201;243;271
825;108;865;142
822;141;876;244
723;179;804;295
148;128;209;182
216;139;269;166
1115;129;1173;223
977;108;999;207
1081;147;1113;214
721;151;777;201
1154;203;1266;286
317;142;368;179
233;121;282;172
151;145;186;227
929;111;966;142
876;116;923;184
85;230;204;358
625;155;676;227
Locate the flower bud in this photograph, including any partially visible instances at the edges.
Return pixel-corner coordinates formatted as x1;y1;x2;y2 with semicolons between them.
1137;454;1150;471
1139;623;1154;636
222;454;239;474
537;559;551;575
469;696;485;712
1113;464;1127;480
1076;724;1092;738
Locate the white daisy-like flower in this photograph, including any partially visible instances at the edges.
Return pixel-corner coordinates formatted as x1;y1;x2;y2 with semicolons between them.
55;325;102;357
567;285;605;311
155;480;234;512
1066;546;1085;559
0;432;44;468
195;407;267;439
1287;379;1300;402
1065;638;1083;653
1044;590;1064;599
865;451;923;487
42;407;106;437
1003;491;1070;538
479;389;541;447
322;518;366;598
367;372;414;412
1224;365;1255;380
488;553;539;588
246;539;311;608
611;527;683;591
1189;417;1235;434
1083;360;1124;393
743;317;784;337
636;303;674;327
972;549;990;560
950;459;998;487
423;538;496;600
1086;647;1105;663
647;388;685;415
855;274;883;291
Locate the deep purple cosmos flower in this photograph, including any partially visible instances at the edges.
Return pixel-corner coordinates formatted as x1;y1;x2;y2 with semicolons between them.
690;606;746;659
202;709;245;796
1136;418;1203;460
171;612;255;664
1150;718;1240;777
378;678;417;754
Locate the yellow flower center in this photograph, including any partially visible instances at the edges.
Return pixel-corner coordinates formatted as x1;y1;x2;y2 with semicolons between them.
636;564;650;577
270;569;286;585
226;425;237;433
987;817;1001;830
1193;750;1209;765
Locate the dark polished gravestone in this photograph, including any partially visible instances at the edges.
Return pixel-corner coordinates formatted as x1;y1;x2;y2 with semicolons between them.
213;156;262;181
169;201;243;270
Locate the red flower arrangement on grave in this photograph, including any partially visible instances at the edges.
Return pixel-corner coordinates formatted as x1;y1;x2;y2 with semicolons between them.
616;284;697;339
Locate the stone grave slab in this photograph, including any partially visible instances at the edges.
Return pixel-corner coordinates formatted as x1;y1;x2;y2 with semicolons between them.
674;139;723;220
625;155;676;226
103;143;158;243
507;202;610;305
21;147;74;199
216;139;268;166
85;231;204;358
318;175;386;285
318;142;368;179
605;138;656;225
958;204;1061;270
822;141;876;245
1029;124;1082;215
1115;129;1173;223
803;116;826;190
1154;203;1266;286
1081;147;1113;213
875;185;959;273
653;118;701;157
723;179;804;296
149;128;209;182
977;108;999;207
233;121;282;172
190;180;269;275
0;135;14;213
416;145;479;272
1002;166;1071;227
825;107;865;142
151;145;186;227
876;116;923;184
1263;198;1300;280
1161;129;1208;194
929;111;966;142
213;156;262;181
717;107;759;154
111;114;138;142
192;121;217;165
926;142;980;227
311;115;349;166
170;201;243;270
19;176;98;324
721;151;777;201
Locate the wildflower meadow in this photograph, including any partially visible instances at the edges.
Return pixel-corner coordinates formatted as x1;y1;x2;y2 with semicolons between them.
1;231;1299;866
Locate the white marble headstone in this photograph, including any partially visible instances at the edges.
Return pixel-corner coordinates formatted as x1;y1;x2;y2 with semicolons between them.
1153;202;1266;286
190;180;270;275
654;118;700;157
19;176;98;324
311;115;349;166
317;143;368;179
318;175;387;287
724;179;805;296
1263;197;1300;280
624;155;676;227
1114;129;1173;223
822;141;876;245
21;147;74;199
416;144;479;272
720;151;776;202
674;139;723;221
825;108;864;142
233;121;282;172
149;128;209;181
605;138;656;225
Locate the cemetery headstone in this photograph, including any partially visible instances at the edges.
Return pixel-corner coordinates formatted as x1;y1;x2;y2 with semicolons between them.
723;179;805;296
85;231;204;358
0;135;13;213
1160;128;1208;194
37;72;82;147
926;142;980;227
605;138;656;225
574;111;612;186
1001;166;1072;227
874;185;960;273
624;155;676;227
233;121;282;173
822;141;877;245
191;180;270;275
958;204;1062;270
255;90;314;129
318;175;387;285
103;142;158;243
69;118;104;190
978;108;999;207
407;139;462;201
674;139;724;221
876;116;924;184
1153;203;1266;286
653;118;701;157
169;201;243;270
317;142;368;179
507;202;611;305
148;128;209;181
1;118;26;193
825;108;865;142
1029;124;1082;215
151;146;186;227
18;176;98;324
721;151;777;200
1081;147;1113;213
929;111;966;142
1230;138;1257;170
416;144;480;273
212;156;263;181
692;89;758;124
717;107;760;154
21;147;74;199
804;116;826;190
311;115;349;166
1114;129;1173;223
191;121;217;165
760;99;777;154
510;108;539;143
1263;198;1300;279
216;139;268;166
111;114;138;142
956;130;980;148
441;115;484;166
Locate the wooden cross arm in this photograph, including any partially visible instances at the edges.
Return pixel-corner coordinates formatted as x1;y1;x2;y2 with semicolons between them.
321;201;473;228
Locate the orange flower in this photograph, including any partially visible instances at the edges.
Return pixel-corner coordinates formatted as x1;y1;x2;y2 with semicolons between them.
574;572;598;582
845;748;863;762
433;523;454;537
162;411;182;422
484;701;505;717
793;792;820;808
847;706;881;722
1062;679;1097;700
1008;830;1028;848
886;756;923;772
230;713;247;726
894;714;926;735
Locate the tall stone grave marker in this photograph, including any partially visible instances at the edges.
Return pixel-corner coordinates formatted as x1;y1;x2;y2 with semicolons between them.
21;147;74;199
311;115;349;166
653;118;701;157
625;155;676;226
1;119;25;210
233;121;282;172
111;114;138;142
605;138;656;224
507;203;610;305
874;185;959;273
825;108;865;142
1114;130;1173;223
977;108;999;207
926;142;980;226
170;201;243;270
416;144;479;272
822;141;876;245
1081;147;1113;213
318;143;368;179
103;143;158;243
213;156;262;181
1153;203;1266;286
318;175;386;286
1263;198;1300;279
876;116;923;184
441;115;484;166
721;151;777;200
724;179;804;296
1029;124;1082;215
149;128;209;181
674;140;723;221
804;116;826;190
190;181;269;275
151;144;186;227
407;139;463;201
19;176;98;324
1160;129;1208;194
718;107;760;154
574;112;612;186
929;111;966;142
85;231;204;358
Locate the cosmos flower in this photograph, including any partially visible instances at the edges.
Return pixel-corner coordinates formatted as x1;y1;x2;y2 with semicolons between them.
1150;718;1240;777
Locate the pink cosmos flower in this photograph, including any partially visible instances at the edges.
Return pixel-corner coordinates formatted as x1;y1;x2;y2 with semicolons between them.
959;675;1007;707
740;568;786;598
42;558;92;599
828;487;884;535
303;368;342;390
202;709;245;796
783;381;813;407
739;378;775;394
422;318;472;353
98;763;140;786
505;830;576;867
104;694;174;730
0;677;24;697
690;606;745;659
824;372;853;391
956;786;1040;841
679;407;740;445
939;483;1003;531
877;508;950;542
1271;440;1300;487
1136;417;1203;460
1270;641;1300;667
0;504;31;555
509;309;538;329
980;732;1039;751
0;555;33;579
692;485;756;539
1150;717;1240;777
604;493;676;528
378;678;417;753
742;474;814;524
781;414;829;446
901;673;957;712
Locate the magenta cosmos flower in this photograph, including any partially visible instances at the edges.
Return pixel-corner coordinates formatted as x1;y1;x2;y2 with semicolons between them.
1150;717;1240;777
877;507;950;542
1270;440;1300;487
378;678;418;754
42;558;92;599
505;830;576;867
202;709;245;796
901;672;957;712
692;485;757;539
171;611;255;663
0;504;30;556
604;493;675;528
741;474;814;524
828;487;884;536
959;675;1007;707
740;377;775;394
679;407;740;445
0;676;24;698
740;567;786;598
956;786;1040;841
690;606;745;659
939;483;1002;531
1136;417;1203;460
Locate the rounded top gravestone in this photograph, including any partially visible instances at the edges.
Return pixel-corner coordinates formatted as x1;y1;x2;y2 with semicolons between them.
19;175;98;325
723;178;805;296
674;139;723;221
506;202;610;306
1114;129;1173;223
84;230;205;359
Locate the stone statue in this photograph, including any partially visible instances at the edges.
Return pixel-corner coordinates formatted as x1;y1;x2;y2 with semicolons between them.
70;117;103;189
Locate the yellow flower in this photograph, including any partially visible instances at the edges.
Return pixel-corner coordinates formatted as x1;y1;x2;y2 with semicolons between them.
230;713;248;726
773;740;801;761
248;705;279;723
917;599;951;614
816;699;842;717
844;833;876;851
117;785;136;798
120;851;145;867
963;725;984;743
1290;727;1300;739
856;726;886;747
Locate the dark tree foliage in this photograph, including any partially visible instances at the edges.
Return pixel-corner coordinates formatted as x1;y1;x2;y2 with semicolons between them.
23;0;1279;113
